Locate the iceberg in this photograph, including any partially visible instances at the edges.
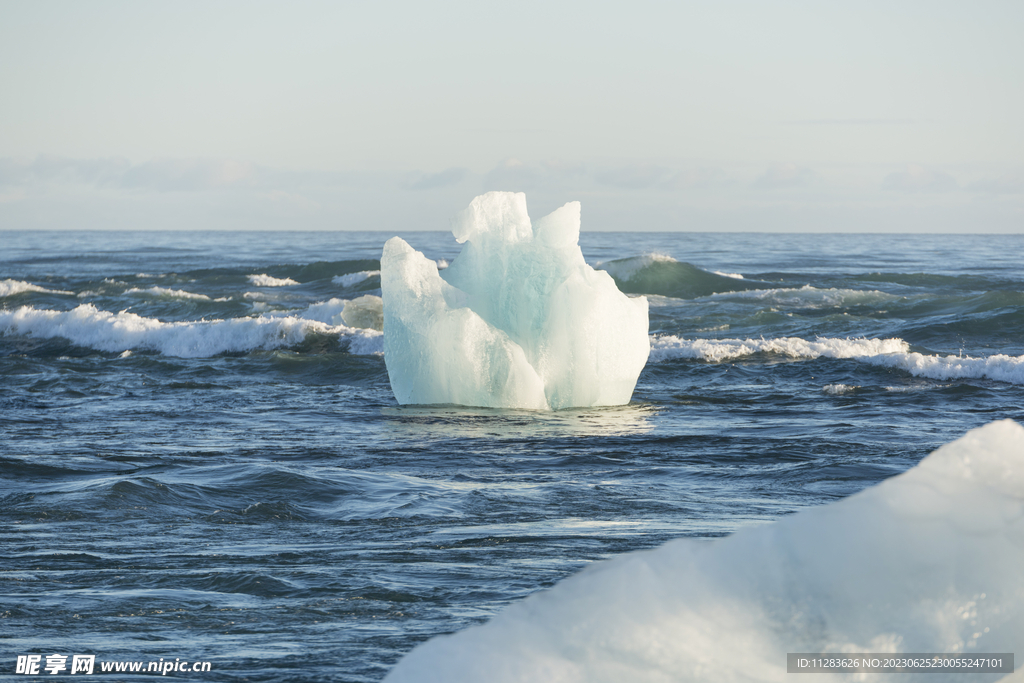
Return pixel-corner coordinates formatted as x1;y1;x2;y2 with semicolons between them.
385;420;1024;682
380;192;650;410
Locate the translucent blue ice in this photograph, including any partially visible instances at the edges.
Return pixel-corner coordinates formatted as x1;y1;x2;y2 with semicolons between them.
381;192;650;409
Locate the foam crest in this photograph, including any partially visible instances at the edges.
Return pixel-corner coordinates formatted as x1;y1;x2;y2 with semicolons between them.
385;420;1024;682
650;335;909;363
332;270;381;287
862;350;1024;385
294;296;383;331
125;286;213;301
823;383;859;394
706;284;896;307
597;253;677;282
0;304;381;357
247;274;299;287
651;336;1024;386
596;254;762;299
0;279;74;297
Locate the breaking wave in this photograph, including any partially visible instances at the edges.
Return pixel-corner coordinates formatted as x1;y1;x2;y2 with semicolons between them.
0;304;382;357
125;286;216;301
333;270;380;288
651;335;1024;385
0;279;74;297
247;274;299;287
597;254;765;299
650;335;909;363
702;284;898;308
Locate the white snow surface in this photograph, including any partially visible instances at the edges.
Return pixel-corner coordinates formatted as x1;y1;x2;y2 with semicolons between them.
385;419;1024;683
380;192;650;410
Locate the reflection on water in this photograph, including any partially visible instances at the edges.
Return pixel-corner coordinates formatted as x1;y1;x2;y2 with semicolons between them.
380;403;659;440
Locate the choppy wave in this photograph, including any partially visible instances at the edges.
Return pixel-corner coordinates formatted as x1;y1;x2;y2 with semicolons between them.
125;286;215;301
385;420;1024;683
0;304;382;357
284;295;383;331
651;335;1024;385
247;274;299;287
703;284;898;308
597;254;764;299
333;270;380;287
0;279;74;297
5;300;1021;384
650;335;909;363
249;259;382;284
865;350;1024;385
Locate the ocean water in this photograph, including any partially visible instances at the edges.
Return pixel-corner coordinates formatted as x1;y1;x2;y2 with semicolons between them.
1;230;1023;681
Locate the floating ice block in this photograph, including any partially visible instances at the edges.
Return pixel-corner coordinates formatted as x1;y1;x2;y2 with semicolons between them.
381;192;650;410
385;419;1024;682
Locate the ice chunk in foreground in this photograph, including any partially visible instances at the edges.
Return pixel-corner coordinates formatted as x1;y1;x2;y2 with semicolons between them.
385;420;1024;683
381;192;649;410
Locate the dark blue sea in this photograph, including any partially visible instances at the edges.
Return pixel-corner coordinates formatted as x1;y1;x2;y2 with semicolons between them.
2;230;1023;680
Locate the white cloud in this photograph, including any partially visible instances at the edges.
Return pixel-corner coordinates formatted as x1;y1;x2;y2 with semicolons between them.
1;154;1021;233
0;155;129;187
753;163;817;190
262;190;320;211
783;118;917;126
881;165;958;193
401;167;469;191
594;164;674;190
666;167;729;190
0;155;257;193
483;158;542;191
592;165;729;191
120;159;257;192
0;188;26;203
967;171;1024;195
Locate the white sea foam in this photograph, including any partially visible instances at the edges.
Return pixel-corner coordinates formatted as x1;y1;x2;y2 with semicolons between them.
712;270;745;279
705;284;896;307
332;270;380;287
267;296;383;332
385;420;1024;683
341;295;383;331
822;383;858;394
297;298;348;325
0;304;382;357
651;336;1024;386
125;286;212;301
863;351;1024;385
0;279;73;297
650;335;909;363
247;274;299;287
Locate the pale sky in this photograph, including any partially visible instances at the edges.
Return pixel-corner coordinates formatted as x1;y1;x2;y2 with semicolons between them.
1;0;1022;231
